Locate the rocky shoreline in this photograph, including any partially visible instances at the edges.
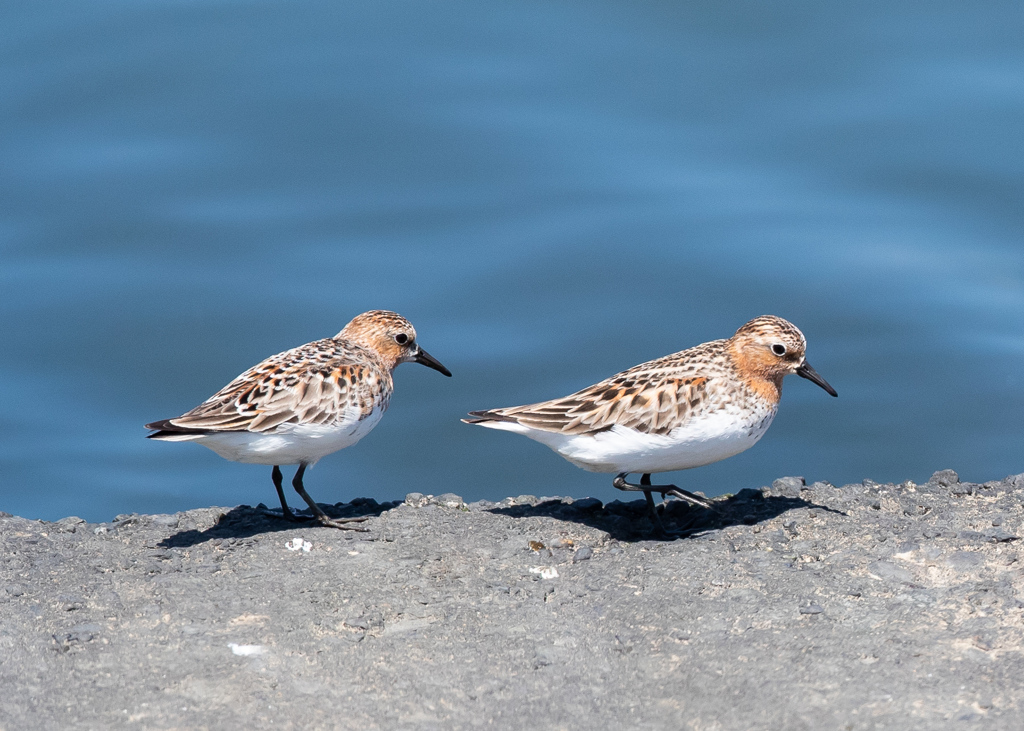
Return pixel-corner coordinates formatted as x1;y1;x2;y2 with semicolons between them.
2;470;1022;730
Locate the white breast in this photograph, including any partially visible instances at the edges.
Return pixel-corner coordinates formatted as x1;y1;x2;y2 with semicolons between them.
480;402;777;474
192;406;385;466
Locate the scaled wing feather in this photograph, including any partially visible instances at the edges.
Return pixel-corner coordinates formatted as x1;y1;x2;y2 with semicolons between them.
164;341;388;433
491;372;709;437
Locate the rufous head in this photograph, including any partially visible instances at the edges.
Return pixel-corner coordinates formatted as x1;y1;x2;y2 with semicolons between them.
338;310;452;376
728;315;836;399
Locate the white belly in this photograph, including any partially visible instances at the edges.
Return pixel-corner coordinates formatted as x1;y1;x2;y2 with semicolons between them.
190;408;384;466
480;405;776;474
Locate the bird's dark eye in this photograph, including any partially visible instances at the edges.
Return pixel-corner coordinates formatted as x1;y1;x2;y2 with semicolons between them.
771;343;786;356
394;333;409;345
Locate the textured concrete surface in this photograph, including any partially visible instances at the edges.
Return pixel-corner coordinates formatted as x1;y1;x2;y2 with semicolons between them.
1;470;1022;730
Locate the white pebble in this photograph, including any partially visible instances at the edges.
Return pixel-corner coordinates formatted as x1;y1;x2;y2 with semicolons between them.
228;643;267;657
285;538;312;553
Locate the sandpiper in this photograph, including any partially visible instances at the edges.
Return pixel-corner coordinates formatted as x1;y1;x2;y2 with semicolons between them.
464;315;836;534
147;310;451;529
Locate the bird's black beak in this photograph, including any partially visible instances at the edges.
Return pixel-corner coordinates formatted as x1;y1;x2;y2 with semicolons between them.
413;347;452;377
796;361;837;397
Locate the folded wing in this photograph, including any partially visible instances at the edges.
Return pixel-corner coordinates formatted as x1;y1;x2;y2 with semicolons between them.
146;340;387;436
466;373;709;437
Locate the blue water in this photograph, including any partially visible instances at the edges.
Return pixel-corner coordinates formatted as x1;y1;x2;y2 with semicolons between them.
2;1;1023;522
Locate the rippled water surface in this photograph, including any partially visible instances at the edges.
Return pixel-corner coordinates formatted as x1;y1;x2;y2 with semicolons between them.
2;1;1023;521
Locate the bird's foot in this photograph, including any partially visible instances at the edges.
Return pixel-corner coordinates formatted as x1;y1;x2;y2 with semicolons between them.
663;487;716;511
612;474;716;511
313;514;371;531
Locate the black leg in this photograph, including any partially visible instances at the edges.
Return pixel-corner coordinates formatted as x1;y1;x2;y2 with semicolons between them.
291;464;370;531
612;472;714;510
260;465;304;521
613;472;714;537
271;465;298;519
638;475;672;534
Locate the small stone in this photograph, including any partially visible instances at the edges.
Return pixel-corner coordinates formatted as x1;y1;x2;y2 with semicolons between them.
404;493;428;507
930;469;960;487
799;604;824;615
603;500;636;514
572;498;603;513
773;477;804;497
228;643;267;657
512;495;538;506
529;566;559;580
432;493;465;509
285;538;313;553
733;488;762;502
573;546;593;563
773;476;805;489
54;517;86;533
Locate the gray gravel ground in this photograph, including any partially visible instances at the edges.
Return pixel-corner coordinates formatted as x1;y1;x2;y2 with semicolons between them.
2;469;1023;730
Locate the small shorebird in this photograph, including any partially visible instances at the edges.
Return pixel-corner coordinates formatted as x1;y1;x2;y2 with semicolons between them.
146;310;451;529
464;315;836;535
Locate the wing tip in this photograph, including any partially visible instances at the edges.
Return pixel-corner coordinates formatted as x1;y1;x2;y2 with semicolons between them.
462;410;517;425
145;418;211;438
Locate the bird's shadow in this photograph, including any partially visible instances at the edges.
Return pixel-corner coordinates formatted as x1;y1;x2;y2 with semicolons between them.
157;499;391;548
489;489;846;542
